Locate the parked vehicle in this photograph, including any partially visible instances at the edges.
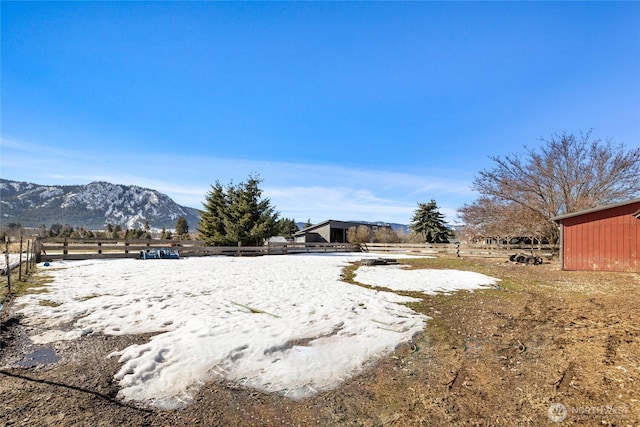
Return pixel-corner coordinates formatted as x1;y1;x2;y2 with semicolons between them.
139;248;180;260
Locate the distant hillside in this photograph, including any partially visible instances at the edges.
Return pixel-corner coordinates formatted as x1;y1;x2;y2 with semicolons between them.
0;179;200;230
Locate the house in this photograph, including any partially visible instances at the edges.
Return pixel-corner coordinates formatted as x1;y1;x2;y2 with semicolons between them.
551;198;640;272
294;220;389;244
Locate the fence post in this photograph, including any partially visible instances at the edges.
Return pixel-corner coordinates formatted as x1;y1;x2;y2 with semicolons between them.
25;240;31;274
34;238;42;263
19;236;23;281
4;237;11;293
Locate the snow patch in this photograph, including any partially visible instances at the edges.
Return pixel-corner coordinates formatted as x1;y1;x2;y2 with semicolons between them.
15;253;494;409
354;264;499;294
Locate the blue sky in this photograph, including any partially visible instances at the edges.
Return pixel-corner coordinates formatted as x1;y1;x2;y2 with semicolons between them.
2;2;639;225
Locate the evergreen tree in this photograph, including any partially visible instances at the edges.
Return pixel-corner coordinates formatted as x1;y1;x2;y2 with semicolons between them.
198;181;228;245
276;218;299;238
124;228;150;239
60;224;74;238
175;216;189;237
160;227;173;240
198;174;279;246
409;200;453;243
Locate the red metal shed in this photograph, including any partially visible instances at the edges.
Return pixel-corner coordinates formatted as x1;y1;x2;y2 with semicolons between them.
552;199;640;272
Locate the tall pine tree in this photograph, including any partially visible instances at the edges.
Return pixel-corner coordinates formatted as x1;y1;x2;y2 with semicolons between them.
276;218;299;238
175;216;189;237
198;175;279;246
198;181;228;245
409;199;453;243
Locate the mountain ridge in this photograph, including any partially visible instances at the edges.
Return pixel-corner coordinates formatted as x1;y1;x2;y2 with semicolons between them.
0;179;200;230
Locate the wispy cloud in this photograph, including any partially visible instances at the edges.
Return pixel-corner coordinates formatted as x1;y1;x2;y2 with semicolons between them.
1;137;476;224
264;185;416;223
1;136;87;160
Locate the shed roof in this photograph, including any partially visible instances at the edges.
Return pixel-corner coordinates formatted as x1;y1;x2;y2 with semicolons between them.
294;219;386;236
551;198;640;222
294;220;332;235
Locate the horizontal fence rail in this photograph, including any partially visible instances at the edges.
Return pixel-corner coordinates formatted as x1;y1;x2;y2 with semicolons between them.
36;239;361;261
35;238;557;262
2;238;38;293
361;242;556;259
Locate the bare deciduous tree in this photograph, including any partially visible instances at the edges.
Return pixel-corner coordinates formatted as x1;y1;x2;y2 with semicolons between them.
346;225;373;244
471;130;640;242
458;197;507;243
459;197;552;246
373;227;401;243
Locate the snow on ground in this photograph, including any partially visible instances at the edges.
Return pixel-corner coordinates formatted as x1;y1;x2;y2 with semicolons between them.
0;253;29;273
0;253;21;268
13;253;497;409
354;264;500;294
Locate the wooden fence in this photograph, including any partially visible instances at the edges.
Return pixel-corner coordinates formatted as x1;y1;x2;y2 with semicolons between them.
36;238;360;261
2;237;38;297
361;242;556;259
34;238;557;262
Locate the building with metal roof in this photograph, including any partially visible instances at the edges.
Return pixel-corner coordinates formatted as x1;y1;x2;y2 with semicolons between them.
294;220;390;244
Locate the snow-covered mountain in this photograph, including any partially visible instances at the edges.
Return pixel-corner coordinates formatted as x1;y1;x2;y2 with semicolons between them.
0;179;200;230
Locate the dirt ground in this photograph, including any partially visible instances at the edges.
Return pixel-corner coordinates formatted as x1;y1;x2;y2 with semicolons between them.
1;256;638;426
